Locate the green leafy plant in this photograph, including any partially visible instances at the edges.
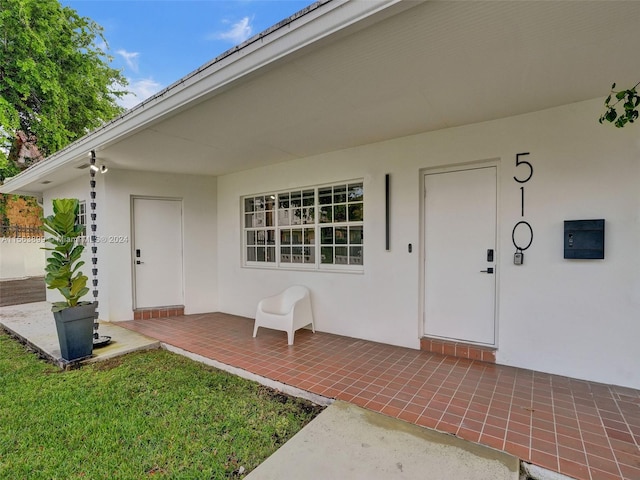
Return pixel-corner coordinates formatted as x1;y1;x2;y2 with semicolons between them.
41;198;90;312
599;82;640;128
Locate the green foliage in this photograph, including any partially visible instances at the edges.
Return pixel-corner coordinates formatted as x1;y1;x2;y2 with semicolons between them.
0;0;127;157
41;198;89;311
0;340;322;478
599;82;640;128
0;152;20;182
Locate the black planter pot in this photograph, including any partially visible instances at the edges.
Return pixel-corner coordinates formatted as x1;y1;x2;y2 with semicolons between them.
53;302;98;361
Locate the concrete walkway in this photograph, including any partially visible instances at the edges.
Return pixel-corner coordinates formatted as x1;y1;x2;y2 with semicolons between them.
0;301;159;367
247;400;520;480
0;302;524;480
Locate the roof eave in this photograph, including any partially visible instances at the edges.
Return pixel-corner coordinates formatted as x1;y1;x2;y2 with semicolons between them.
0;0;409;196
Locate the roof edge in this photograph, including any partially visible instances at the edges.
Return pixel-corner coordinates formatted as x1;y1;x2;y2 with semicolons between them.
0;0;411;195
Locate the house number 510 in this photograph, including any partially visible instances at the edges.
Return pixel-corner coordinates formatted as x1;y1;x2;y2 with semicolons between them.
512;152;533;264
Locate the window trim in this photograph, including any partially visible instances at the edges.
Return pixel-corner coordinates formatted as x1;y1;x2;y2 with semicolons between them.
242;180;364;272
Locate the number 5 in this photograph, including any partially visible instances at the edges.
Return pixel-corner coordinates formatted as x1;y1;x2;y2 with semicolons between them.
514;152;532;183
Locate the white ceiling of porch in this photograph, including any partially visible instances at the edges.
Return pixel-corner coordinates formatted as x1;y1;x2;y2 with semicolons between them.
16;1;640;188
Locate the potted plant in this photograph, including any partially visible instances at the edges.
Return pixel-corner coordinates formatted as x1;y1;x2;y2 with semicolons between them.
41;198;96;361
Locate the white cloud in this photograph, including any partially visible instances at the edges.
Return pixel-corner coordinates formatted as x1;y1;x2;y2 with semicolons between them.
117;78;163;110
213;16;253;44
116;49;140;73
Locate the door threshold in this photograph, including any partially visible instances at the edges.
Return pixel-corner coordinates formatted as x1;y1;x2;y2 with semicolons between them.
420;337;496;363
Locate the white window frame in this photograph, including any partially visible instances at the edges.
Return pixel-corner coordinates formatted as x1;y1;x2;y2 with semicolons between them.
77;200;87;243
242;180;364;272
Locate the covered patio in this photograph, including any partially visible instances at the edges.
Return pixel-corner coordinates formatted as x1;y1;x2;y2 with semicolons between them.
118;313;640;480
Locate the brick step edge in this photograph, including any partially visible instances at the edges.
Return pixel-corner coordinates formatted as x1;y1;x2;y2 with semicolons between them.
420;337;496;363
133;307;185;320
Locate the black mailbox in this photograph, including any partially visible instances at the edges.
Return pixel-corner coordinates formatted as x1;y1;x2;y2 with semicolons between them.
564;219;605;259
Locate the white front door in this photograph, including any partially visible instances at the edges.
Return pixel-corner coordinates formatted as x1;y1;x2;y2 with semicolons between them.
133;197;184;309
423;166;497;345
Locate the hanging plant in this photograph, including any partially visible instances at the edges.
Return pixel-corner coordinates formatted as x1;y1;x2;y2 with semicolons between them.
599;82;640;128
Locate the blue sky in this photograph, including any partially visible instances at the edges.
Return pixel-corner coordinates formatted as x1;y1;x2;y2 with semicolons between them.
63;0;314;109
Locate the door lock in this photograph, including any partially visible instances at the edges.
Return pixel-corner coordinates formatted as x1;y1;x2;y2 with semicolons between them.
136;260;144;265
480;267;494;274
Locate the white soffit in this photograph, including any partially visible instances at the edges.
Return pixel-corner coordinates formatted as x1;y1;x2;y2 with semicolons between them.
3;0;640;193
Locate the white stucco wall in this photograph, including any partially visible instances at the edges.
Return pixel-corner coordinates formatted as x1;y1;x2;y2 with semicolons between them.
0;241;45;279
216;98;640;389
43;170;218;321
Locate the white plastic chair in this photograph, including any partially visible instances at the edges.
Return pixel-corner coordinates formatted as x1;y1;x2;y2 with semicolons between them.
253;286;315;345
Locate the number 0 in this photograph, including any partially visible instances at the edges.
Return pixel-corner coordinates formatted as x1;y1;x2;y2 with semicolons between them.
514;152;533;184
512;221;533;251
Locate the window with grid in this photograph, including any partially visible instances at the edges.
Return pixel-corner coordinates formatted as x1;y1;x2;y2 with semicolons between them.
77;201;87;236
318;183;363;265
242;181;363;270
244;195;276;263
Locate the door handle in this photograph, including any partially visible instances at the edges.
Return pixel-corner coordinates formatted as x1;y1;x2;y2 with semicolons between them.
480;267;494;274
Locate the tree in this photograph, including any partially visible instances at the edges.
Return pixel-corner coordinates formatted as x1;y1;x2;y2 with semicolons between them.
0;0;128;168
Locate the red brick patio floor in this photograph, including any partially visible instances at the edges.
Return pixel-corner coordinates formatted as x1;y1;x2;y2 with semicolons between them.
119;313;640;480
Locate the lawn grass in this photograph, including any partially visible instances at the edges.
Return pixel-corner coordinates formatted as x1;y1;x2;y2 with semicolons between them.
0;332;323;479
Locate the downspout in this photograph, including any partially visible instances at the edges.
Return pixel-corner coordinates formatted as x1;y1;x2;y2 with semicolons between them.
89;151;111;347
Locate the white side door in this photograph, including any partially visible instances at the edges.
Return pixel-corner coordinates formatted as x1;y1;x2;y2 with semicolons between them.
424;166;497;345
133;197;184;309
